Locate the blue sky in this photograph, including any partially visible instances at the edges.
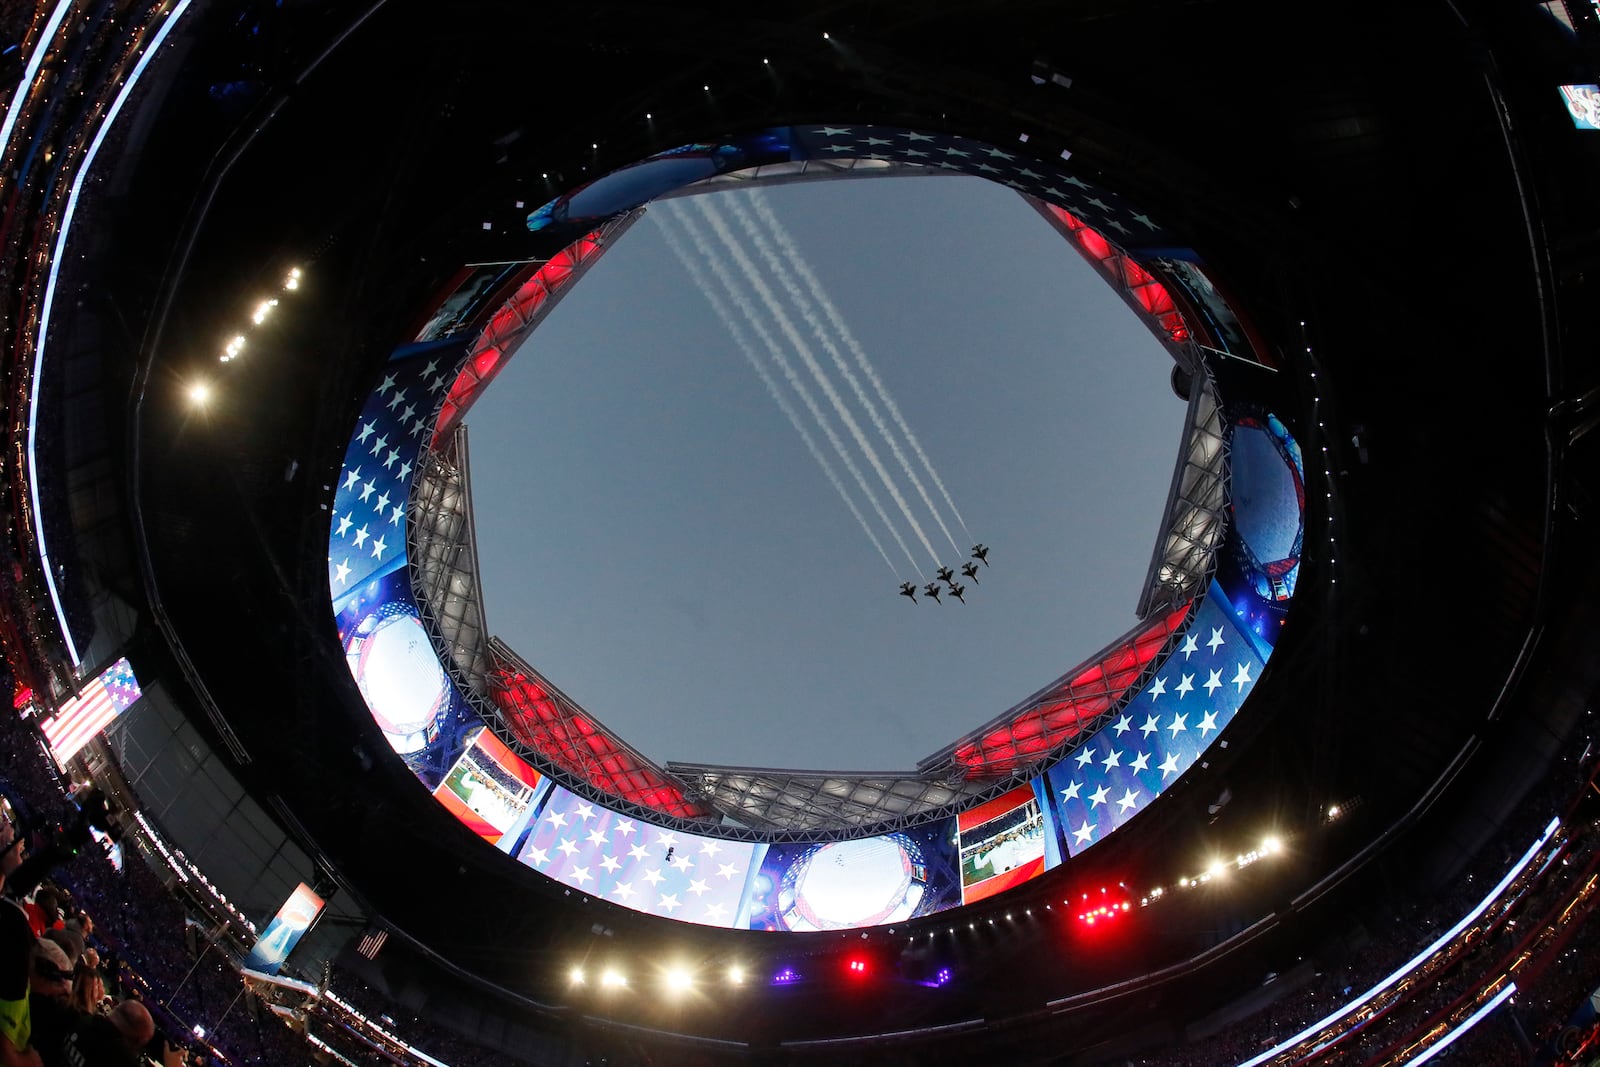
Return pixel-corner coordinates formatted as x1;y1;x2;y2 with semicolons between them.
465;175;1182;770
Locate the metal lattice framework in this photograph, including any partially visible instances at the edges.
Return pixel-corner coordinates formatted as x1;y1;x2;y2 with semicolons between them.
662;767;988;834
1137;376;1228;618
408;425;492;697
660;157;953;198
485;639;714;821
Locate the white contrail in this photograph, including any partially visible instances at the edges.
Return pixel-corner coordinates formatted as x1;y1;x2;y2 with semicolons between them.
648;208;902;578
724;191;963;556
747;186;975;543
661;203;922;575
693;196;944;567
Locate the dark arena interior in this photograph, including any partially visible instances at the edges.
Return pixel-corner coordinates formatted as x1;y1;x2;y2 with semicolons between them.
2;1;1600;1065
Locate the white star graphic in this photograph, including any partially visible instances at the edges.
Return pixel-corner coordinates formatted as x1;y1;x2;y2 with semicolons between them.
1107;218;1130;234
333;560;351;585
358;481;375;503
423;360;438;377
1061;780;1082;801
574;802;596;821
1133;211;1158;230
334;514;352;537
1064;175;1090;189
941;146;971;157
1089;785;1110;809
1159;752;1182;777
525;846;548;865
612;881;635;902
546;811;567;829
825;143;854;153
716;862;739;880
643;868;665;886
614;818;635;837
818;126;851;136
397;460;412;481
1176;673;1195;698
370;536;386;559
1073;820;1096;845
387;390;405;411
1116;787;1140;814
586;828;607;848
1101;748;1122;771
1113;713;1132;735
342;468;361;491
703;901;728;923
1075;746;1096;768
384;447;400;470
374;491;389;514
627;843;649;861
699;839;722;857
370;435;387;457
861;136;891;146
655;831;678;849
658;893;681;914
904;148;929;158
570;865;592;886
389;505;403;525
901;130;934;141
356;422;374;444
1148;676;1167;700
1168;712;1188;736
1141;713;1161;738
974;162;1000;174
377;374;396;395
1085;195;1110;211
352;525;368;549
557;839;580;857
1017;167;1041;179
983;146;1015;160
1207;626;1226;652
399;404;415;423
1130;751;1150;773
1198;710;1219;737
1204;669;1223;696
688;879;710;897
1233;663;1253;691
1181;634;1200;659
600;855;621;873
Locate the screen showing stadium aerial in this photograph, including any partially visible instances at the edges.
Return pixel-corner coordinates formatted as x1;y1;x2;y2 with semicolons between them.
957;784;1055;904
748;821;961;932
328;165;1307;930
432;728;547;850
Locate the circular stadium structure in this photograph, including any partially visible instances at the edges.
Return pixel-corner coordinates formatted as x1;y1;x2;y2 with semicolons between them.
4;1;1600;1064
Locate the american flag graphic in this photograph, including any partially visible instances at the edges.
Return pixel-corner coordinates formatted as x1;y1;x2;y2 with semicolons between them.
1046;581;1268;857
517;786;758;928
41;656;141;763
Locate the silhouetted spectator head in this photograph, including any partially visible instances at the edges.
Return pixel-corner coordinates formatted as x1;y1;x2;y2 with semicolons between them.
30;937;72;1002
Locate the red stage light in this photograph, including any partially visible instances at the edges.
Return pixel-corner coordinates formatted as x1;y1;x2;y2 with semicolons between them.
845;957;869;977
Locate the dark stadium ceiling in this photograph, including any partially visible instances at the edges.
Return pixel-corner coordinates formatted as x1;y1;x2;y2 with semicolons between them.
40;0;1596;1055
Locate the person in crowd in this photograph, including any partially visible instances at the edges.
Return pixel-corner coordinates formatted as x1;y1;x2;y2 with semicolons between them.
0;805;41;1067
20;893;57;942
65;951;100;1020
26;939;76;1067
60;1000;158;1067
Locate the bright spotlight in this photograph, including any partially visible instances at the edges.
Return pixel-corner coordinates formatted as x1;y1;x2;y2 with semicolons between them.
1327;804;1341;819
664;967;693;993
1206;860;1226;880
569;967;585;986
1263;835;1282;854
845;957;868;977
727;964;744;985
250;298;278;325
186;381;211;406
600;969;626;989
822;31;830;39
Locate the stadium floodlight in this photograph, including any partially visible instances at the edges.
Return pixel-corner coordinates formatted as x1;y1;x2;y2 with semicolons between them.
662;966;694;994
251;298;279;325
569;967;585;986
600;969;626;989
187;381;212;406
1262;835;1282;854
727;964;744;985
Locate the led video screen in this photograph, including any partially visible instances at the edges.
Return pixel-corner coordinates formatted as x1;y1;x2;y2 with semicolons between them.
415;262;526;343
243;882;325;976
957;783;1056;904
41;656;141;765
1559;84;1600;130
432;728;547;850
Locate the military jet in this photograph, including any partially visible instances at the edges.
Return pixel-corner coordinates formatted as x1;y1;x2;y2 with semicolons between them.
970;544;990;566
899;582;918;604
922;582;943;605
949;582;968;605
961;562;980;584
935;565;956;587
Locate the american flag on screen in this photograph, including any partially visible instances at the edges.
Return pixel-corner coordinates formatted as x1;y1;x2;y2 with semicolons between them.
41;657;141;762
326;338;466;612
517;786;758;928
1047;583;1267;857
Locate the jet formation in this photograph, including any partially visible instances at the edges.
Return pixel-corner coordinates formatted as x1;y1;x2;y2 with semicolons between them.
899;545;989;605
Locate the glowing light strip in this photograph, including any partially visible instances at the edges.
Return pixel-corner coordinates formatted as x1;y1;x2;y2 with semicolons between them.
1402;981;1517;1066
1234;816;1558;1067
27;0;195;669
0;0;75;160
